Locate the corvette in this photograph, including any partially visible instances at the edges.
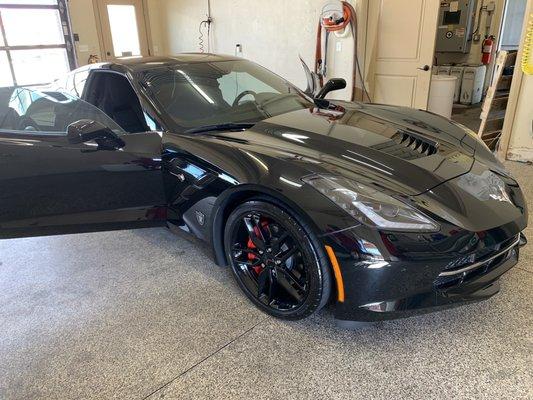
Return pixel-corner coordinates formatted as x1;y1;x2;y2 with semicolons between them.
0;54;527;324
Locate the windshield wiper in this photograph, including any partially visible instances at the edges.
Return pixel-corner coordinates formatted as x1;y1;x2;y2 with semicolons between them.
184;122;256;134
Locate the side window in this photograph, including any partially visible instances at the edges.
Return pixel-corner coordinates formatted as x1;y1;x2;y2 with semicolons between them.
65;74;76;95
84;72;150;134
74;70;89;97
143;111;159;131
0;87;125;135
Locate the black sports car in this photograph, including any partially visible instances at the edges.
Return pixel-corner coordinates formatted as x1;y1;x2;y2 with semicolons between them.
0;54;527;324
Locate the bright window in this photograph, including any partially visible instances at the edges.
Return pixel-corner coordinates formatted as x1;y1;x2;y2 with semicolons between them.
1;1;57;4
1;8;64;46
0;51;14;86
107;5;141;57
0;0;75;87
11;48;70;85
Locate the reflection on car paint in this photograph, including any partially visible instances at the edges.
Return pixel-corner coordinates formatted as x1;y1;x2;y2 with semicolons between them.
456;169;513;204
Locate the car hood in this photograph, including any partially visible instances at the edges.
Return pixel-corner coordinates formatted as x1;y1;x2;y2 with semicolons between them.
239;102;479;196
180;102;525;232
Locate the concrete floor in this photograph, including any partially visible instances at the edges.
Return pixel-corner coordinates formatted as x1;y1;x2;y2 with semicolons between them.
0;161;532;400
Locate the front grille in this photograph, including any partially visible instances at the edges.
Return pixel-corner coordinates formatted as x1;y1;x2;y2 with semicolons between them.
372;131;438;160
435;235;520;289
441;234;519;273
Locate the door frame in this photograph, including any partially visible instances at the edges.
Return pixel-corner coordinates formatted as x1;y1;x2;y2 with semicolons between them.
498;0;532;160
92;0;153;61
363;0;439;109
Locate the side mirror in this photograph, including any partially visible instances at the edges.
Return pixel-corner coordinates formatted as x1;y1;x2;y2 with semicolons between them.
67;119;125;150
316;78;347;99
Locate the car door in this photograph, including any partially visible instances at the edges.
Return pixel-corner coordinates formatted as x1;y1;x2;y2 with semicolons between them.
0;86;167;239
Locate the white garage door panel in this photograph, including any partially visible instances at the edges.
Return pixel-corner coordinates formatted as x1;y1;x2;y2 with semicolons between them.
376;0;424;60
374;75;416;107
369;0;439;110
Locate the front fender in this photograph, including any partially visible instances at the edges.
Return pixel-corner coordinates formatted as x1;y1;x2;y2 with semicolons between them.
209;183;357;266
161;132;360;265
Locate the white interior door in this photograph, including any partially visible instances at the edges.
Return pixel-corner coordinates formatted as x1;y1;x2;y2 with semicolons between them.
367;0;439;109
96;0;149;60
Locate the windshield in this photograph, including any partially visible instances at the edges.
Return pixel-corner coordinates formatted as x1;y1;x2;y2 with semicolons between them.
142;60;313;131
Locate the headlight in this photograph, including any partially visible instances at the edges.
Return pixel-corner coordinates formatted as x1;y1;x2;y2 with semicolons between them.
303;175;439;232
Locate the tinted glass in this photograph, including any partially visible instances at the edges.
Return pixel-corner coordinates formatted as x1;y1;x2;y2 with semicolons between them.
74;70;90;96
0;87;124;134
142;60;312;130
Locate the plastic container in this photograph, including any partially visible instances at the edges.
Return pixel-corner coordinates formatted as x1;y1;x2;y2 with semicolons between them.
428;75;457;119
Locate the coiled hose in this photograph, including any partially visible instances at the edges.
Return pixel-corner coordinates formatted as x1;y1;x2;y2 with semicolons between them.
314;1;370;102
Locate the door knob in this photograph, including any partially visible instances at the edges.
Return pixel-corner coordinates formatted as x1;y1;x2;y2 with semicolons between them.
418;65;430;71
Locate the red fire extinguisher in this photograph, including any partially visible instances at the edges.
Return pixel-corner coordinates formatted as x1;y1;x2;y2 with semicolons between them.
482;35;495;65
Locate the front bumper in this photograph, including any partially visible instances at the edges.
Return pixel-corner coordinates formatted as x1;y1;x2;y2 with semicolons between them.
327;230;525;323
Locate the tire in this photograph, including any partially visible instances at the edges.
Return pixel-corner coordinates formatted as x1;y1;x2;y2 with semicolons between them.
224;200;331;320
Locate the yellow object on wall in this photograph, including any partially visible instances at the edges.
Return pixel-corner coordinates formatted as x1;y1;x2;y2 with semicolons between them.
523;13;533;75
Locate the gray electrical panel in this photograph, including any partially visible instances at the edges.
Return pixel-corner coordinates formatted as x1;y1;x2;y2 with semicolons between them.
435;0;478;53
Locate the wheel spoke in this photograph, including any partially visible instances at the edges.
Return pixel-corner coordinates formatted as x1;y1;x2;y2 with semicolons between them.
257;268;274;304
240;248;261;257
231;210;310;312
257;268;268;294
278;247;298;263
277;267;305;292
276;270;304;303
271;231;289;254
243;215;266;250
237;259;261;267
240;266;259;290
276;231;289;243
231;243;261;261
267;269;274;304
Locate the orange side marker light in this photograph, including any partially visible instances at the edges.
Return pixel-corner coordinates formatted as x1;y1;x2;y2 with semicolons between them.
325;245;345;303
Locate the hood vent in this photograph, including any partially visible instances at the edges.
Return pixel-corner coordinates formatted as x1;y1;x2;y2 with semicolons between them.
372;131;438;160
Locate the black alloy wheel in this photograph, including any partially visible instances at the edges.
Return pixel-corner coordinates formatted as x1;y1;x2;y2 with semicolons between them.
224;200;331;320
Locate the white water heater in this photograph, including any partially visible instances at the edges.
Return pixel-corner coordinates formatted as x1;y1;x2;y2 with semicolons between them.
437;65;452;75
450;66;465;103
460;65;486;105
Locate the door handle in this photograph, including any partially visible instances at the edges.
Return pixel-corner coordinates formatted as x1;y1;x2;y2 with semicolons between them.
418;65;430;71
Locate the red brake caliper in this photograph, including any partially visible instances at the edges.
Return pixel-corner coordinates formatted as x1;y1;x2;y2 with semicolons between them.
248;220;269;275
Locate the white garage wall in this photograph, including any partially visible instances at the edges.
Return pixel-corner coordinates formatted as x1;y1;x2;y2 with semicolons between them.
145;0;167;56
156;0;364;95
68;0;102;66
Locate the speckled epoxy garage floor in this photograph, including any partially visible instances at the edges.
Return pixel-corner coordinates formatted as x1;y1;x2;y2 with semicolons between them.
0;161;531;400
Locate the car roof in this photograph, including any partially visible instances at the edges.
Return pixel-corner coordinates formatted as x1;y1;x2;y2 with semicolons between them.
94;53;242;73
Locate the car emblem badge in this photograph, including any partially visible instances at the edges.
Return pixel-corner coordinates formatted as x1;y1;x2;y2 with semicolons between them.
195;211;205;226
